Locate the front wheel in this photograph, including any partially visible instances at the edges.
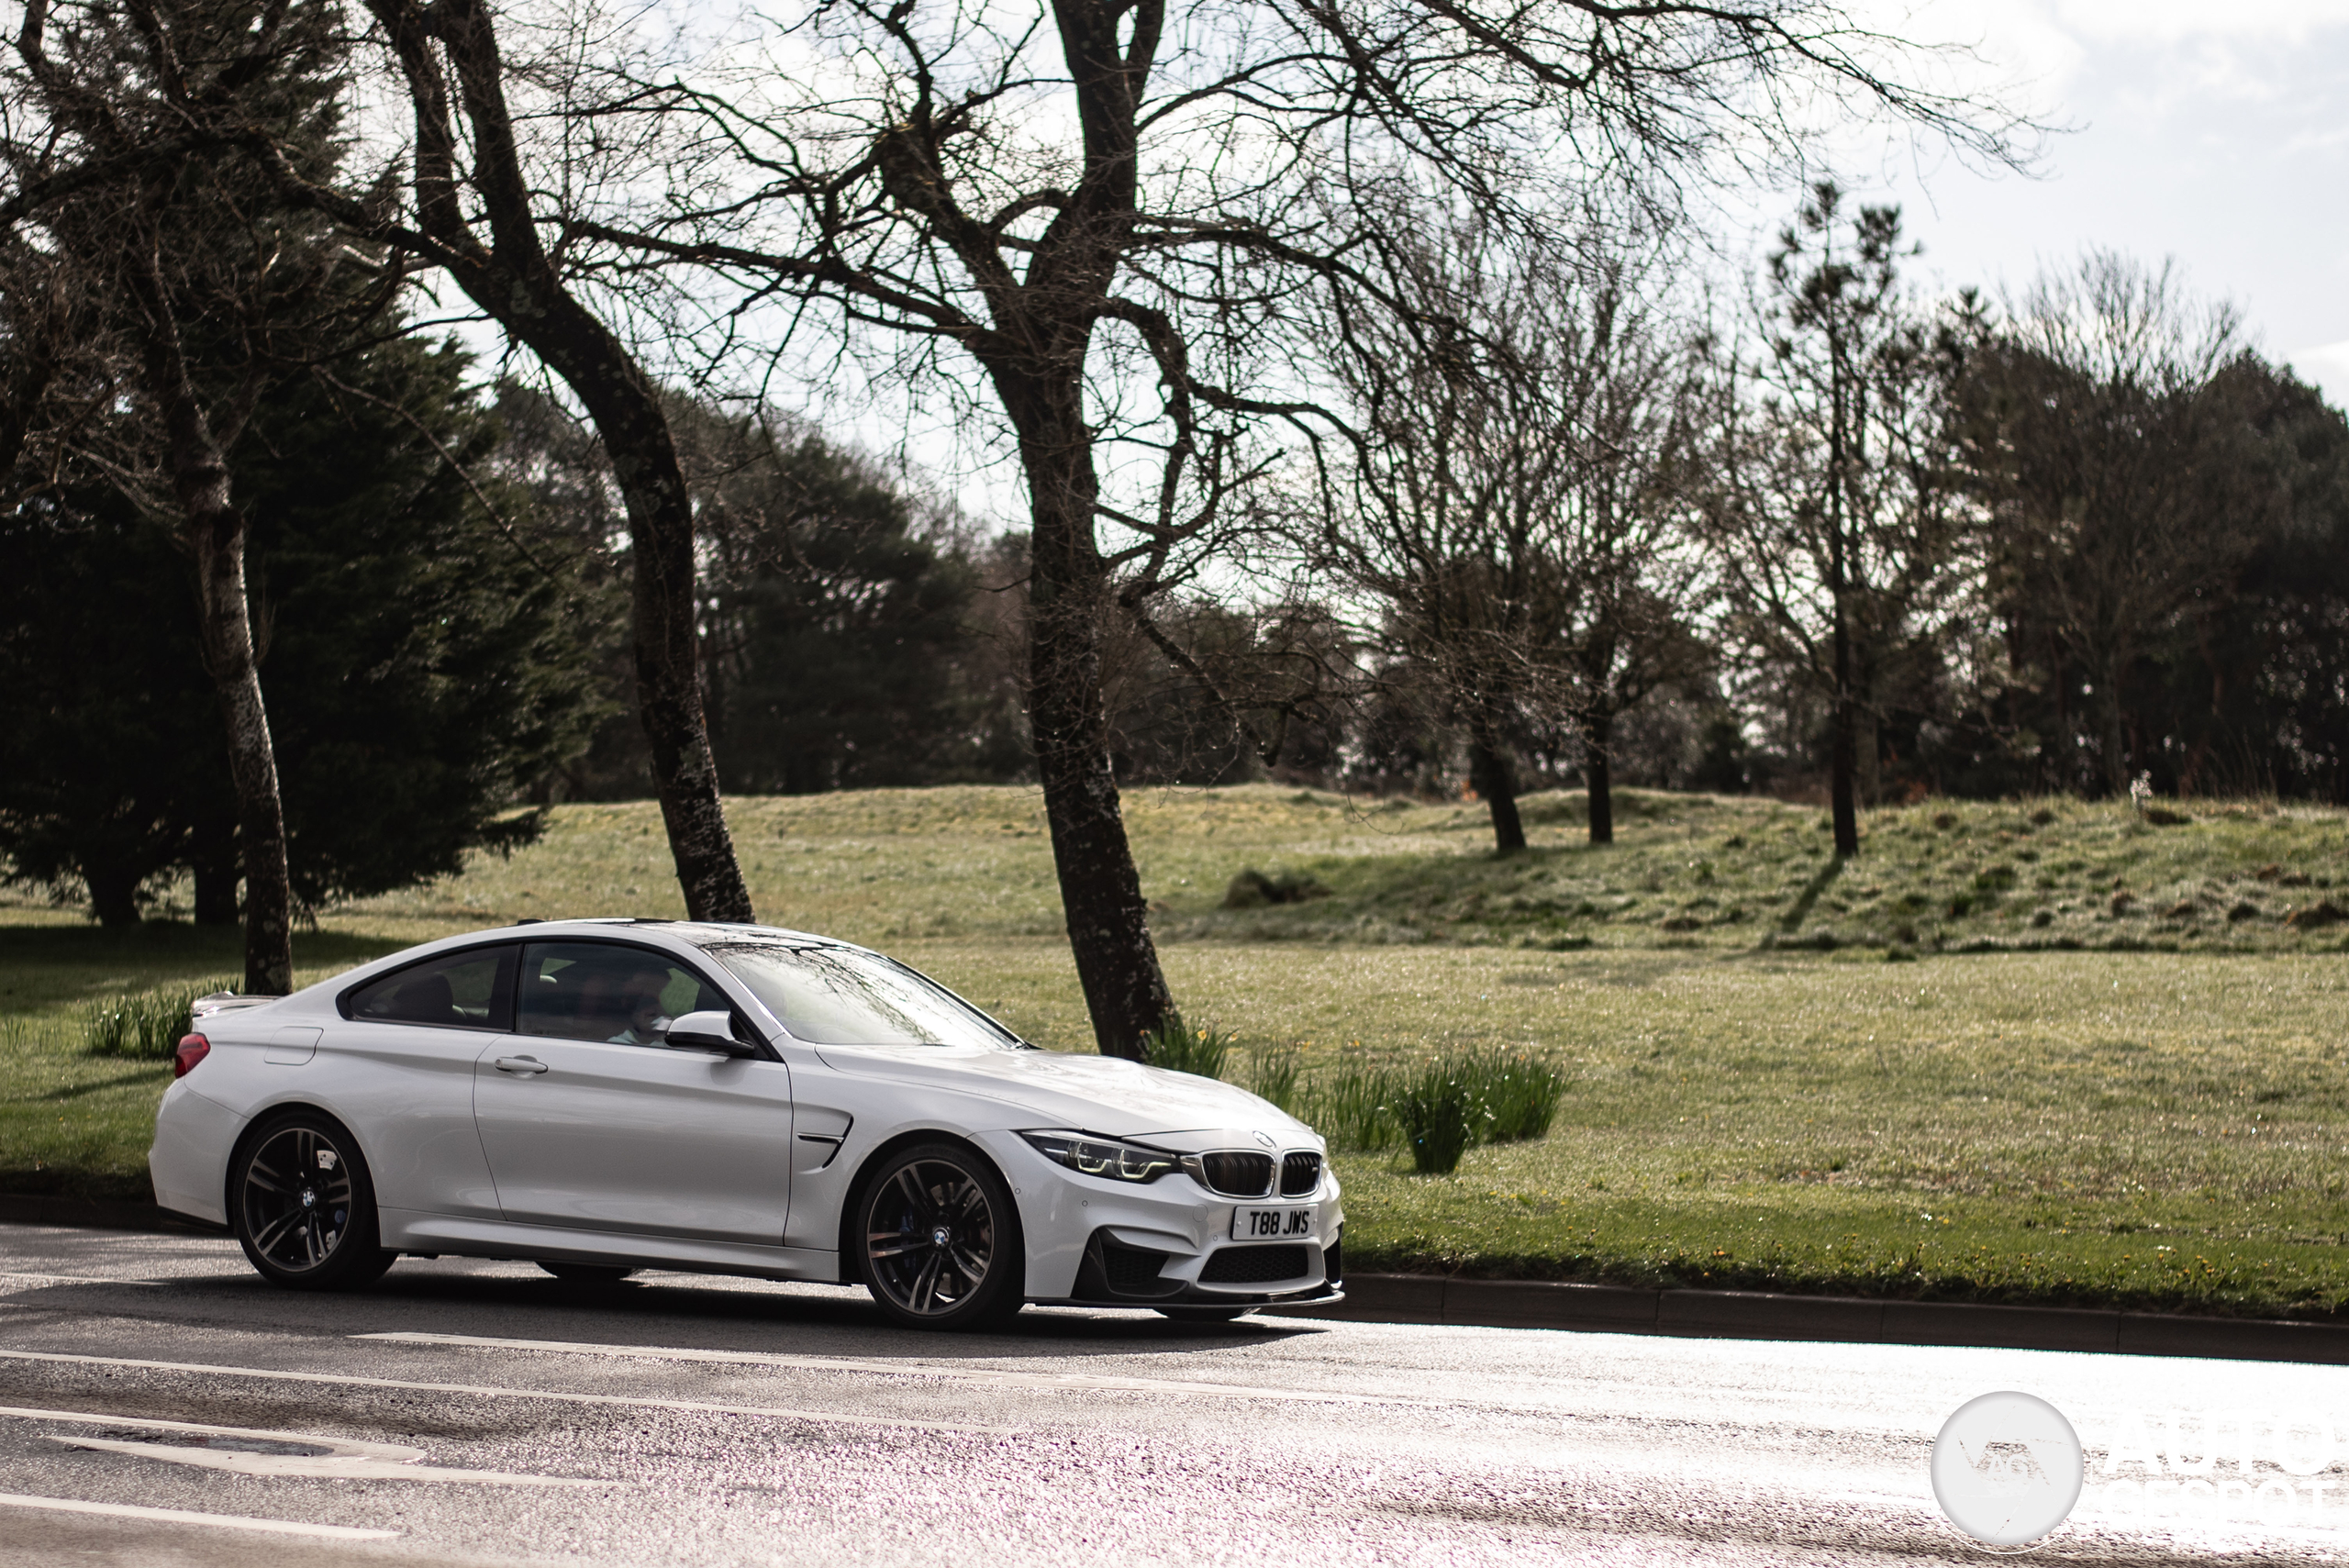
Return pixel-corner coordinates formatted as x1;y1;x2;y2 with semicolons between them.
232;1111;394;1291
856;1143;1023;1330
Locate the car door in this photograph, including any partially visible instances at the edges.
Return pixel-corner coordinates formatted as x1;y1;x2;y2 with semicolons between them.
471;940;794;1245
328;944;513;1221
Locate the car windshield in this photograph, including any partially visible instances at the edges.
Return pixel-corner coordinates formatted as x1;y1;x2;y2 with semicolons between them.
697;942;1024;1049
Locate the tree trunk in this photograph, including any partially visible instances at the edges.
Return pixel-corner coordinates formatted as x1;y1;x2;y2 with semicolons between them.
1582;710;1615;846
83;862;143;929
2098;653;2132;797
1829;606;1860;857
2046;642;2073;792
1468;718;1527;854
1012;381;1175;1061
125;239;295;994
1824;314;1860;858
191;518;295;993
1854;705;1882;806
362;0;753;925
486;303;752;922
2178;733;2210;799
192;816;239;925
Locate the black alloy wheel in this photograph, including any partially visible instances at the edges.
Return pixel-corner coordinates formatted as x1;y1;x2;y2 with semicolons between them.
537;1262;639;1284
1154;1306;1254;1323
232;1112;394;1290
857;1143;1023;1330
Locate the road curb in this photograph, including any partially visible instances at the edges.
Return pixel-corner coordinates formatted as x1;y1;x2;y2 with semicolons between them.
1266;1273;2349;1364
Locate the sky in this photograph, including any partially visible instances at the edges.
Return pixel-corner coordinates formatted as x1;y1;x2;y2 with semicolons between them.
1814;0;2349;403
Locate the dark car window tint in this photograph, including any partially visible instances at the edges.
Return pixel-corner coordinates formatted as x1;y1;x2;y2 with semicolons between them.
518;942;729;1047
347;947;514;1029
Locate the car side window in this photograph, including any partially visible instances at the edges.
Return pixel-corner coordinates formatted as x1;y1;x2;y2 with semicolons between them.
516;942;730;1047
345;947;515;1029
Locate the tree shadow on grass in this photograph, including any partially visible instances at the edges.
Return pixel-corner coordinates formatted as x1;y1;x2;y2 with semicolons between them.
25;1067;169;1101
0;921;395;961
0;922;402;1010
1774;855;1847;937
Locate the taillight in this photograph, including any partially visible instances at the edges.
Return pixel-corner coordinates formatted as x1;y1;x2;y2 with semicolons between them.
173;1034;210;1078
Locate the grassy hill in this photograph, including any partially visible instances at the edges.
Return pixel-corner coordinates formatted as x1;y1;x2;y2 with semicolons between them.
305;783;2349;956
5;784;2347;1318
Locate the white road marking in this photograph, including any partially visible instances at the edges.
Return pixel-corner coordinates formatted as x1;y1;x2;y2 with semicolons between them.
0;1402;424;1452
0;1403;612;1486
49;1434;613;1486
0;1273;159;1288
0;1348;1015;1435
0;1492;401;1540
358;1329;1419;1407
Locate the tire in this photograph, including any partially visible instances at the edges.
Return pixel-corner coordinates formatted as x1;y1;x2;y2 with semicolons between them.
1154;1307;1253;1324
537;1262;639;1284
856;1142;1024;1330
232;1110;395;1291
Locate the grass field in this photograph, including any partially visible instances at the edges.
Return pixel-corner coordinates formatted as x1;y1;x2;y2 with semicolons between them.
5;784;2346;1318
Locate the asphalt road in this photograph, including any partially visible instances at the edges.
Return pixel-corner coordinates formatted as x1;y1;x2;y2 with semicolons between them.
3;1222;2346;1565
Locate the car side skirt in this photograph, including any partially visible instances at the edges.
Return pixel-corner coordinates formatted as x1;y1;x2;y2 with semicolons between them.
382;1210;841;1283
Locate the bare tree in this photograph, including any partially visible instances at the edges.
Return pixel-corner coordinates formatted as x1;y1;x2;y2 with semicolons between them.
1295;219;1709;851
1303;266;1544;851
1957;252;2269;795
1538;260;1714;846
1699;183;1971;857
255;0;757;922
1;0;387;989
551;0;2032;1052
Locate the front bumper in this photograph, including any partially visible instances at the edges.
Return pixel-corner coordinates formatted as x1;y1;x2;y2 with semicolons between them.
984;1128;1344;1302
1038;1226;1346;1309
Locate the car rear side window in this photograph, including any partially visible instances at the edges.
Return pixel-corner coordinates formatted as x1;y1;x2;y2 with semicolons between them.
345;946;516;1029
517;942;730;1047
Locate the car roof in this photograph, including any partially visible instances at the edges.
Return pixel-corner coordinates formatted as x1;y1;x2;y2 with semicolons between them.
323;918;856;992
248;918;885;1030
478;917;854;950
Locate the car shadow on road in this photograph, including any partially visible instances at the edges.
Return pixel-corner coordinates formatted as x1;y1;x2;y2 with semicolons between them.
374;1266;1338;1360
7;1261;1335;1363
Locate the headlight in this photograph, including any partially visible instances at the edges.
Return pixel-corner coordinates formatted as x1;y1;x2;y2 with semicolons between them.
1019;1130;1179;1184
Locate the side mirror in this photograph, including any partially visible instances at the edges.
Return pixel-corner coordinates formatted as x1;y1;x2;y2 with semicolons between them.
667;1009;758;1059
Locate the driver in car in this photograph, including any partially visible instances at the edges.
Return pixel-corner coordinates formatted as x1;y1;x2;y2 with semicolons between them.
605;962;676;1046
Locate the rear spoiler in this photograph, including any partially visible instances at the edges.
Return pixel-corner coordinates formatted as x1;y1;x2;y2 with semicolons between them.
189;993;283;1021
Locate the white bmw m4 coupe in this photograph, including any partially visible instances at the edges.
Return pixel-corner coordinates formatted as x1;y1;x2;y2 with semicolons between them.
150;918;1342;1329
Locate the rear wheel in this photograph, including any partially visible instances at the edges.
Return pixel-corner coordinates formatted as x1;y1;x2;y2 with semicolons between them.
856;1143;1023;1330
536;1262;639;1284
232;1112;395;1291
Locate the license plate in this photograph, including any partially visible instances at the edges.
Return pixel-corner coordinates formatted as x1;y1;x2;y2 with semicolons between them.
1231;1205;1316;1241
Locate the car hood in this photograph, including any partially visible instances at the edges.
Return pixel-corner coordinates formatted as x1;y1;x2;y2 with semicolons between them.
809;1041;1312;1144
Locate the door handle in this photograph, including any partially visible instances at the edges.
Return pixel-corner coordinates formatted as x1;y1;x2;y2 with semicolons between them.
494;1055;549;1076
